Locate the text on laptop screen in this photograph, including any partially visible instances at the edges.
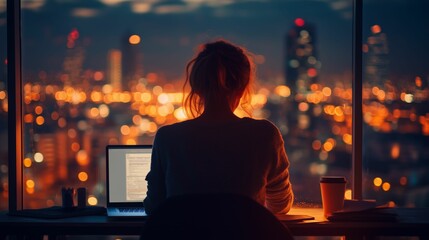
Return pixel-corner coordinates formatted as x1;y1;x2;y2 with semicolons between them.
108;147;152;203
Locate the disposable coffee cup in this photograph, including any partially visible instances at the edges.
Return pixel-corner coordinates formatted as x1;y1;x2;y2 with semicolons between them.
320;176;347;217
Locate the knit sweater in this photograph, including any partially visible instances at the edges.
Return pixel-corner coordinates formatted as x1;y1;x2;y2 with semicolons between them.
143;117;294;215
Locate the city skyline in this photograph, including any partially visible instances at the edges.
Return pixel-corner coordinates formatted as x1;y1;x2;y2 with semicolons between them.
1;0;429;85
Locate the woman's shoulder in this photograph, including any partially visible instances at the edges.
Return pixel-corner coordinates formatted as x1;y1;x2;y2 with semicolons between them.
241;117;283;142
156;119;196;134
241;117;279;132
153;120;194;145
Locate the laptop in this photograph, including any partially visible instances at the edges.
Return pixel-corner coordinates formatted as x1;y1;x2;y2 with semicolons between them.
106;145;152;218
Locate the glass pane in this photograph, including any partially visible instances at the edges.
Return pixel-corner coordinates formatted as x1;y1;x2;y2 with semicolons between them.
363;0;429;207
20;0;352;208
0;0;7;211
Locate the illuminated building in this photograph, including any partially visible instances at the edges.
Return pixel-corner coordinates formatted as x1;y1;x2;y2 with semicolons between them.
121;33;143;90
22;131;69;208
63;28;85;86
363;24;389;89
286;18;320;98
107;49;122;91
285;18;320;131
33;132;69;180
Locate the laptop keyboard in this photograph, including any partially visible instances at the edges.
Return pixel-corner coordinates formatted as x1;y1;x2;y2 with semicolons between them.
118;207;145;213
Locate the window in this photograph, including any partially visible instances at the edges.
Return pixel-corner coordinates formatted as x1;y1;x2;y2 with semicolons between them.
362;0;429;207
4;0;428;210
14;0;353;208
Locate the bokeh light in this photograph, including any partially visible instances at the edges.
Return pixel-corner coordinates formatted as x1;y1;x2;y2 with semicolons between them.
34;152;44;163
373;177;382;187
382;182;391;191
78;172;89;182
129;34;141;44
88;196;98;206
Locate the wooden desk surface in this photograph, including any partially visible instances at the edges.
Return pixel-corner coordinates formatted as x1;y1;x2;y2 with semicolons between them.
1;207;429;237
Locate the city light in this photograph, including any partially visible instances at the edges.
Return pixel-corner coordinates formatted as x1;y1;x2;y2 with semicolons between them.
26;179;35;188
58;117;67;128
153;86;163;95
289;59;299;68
322;87;331;97
382;182;391;192
415;76;423;88
88;196;98;206
71;142;80;152
319;151;328;161
274;85;291;98
126;139;137;145
399;177;407;186
132;2;151;13
120;125;131;135
373;177;383;187
35;116;45;125
94;71;104;81
23;158;32;168
174;107;188;121
404;94;413;103
34;106;43;115
371;25;382;34
24;114;34;123
99;104;110;118
68;129;77;138
342;133;352;145
76;150;89;166
157;93;169;104
129;34;141;45
309;163;327;175
312;140;322;151
78;172;89;182
323;141;334;152
307;68;317;77
390;143;400;159
34;152;44;163
295;18;305;27
298;102;309;112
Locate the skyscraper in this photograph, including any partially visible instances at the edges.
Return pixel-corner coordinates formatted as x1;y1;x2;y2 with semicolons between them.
63;28;85;86
363;25;389;89
121;33;143;90
107;49;122;91
285;18;320;131
286;18;319;96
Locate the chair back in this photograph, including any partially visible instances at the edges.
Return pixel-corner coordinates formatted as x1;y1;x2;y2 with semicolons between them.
141;193;293;240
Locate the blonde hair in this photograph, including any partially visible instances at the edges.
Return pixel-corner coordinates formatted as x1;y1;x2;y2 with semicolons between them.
183;40;255;118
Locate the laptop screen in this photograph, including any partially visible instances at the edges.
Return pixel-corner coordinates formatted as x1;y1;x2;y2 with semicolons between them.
106;145;152;204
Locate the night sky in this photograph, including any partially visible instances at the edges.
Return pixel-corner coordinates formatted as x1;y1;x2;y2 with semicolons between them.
0;0;428;84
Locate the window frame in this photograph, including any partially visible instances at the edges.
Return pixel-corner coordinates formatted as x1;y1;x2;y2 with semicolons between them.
7;0;364;210
352;0;363;200
7;0;23;211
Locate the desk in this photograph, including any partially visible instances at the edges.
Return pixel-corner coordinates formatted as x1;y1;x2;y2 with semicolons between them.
288;208;429;239
1;208;428;240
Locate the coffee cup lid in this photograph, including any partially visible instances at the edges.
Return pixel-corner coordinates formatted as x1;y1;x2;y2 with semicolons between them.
320;176;347;183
